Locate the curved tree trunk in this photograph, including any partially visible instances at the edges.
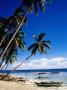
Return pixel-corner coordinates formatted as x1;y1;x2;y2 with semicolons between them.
1;62;9;70
0;9;28;67
5;63;9;70
0;45;13;69
0;34;6;46
0;54;32;80
1;64;6;70
13;54;32;70
1;63;9;77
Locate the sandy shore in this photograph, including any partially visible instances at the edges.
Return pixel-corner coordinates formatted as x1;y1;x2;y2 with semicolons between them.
0;74;67;90
0;80;67;90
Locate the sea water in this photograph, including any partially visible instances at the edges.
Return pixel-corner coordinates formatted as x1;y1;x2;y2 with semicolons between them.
0;69;67;85
11;72;67;85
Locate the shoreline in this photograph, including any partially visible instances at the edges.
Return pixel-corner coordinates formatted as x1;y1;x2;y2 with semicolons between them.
0;75;67;90
0;80;67;90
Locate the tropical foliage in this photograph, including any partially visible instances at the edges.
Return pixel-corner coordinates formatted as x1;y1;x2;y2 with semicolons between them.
12;33;51;70
0;0;51;70
28;33;51;55
0;30;25;68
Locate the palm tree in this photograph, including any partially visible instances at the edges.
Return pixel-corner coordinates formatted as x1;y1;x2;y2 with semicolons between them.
0;33;50;79
28;33;51;54
0;15;27;67
0;14;27;48
13;33;51;70
0;30;25;69
0;0;49;67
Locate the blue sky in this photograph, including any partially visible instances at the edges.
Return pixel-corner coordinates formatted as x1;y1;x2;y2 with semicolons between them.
0;0;67;69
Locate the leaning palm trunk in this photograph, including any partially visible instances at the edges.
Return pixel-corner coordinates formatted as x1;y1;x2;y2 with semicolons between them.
1;64;6;70
0;34;6;46
1;62;9;70
5;63;9;70
1;63;9;77
13;54;32;70
0;45;13;69
0;54;32;80
0;9;28;67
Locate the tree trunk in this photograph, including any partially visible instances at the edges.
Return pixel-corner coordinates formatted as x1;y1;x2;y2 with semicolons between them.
0;45;12;69
4;63;9;70
0;34;6;46
0;54;32;80
1;64;6;70
1;63;9;77
0;9;28;67
13;54;32;70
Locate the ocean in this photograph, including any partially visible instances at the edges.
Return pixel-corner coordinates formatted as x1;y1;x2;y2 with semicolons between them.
0;69;67;85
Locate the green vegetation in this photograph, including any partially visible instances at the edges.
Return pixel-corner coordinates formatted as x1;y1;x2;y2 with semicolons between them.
13;33;50;70
0;0;51;72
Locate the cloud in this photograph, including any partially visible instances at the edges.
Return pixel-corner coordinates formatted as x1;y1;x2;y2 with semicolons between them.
10;57;67;70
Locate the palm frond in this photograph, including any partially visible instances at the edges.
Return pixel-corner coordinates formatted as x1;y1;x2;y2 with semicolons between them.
31;45;38;55
43;43;50;48
34;1;38;14
14;6;25;15
38;0;45;12
28;32;51;55
37;33;46;41
28;43;37;51
42;40;51;43
22;0;45;14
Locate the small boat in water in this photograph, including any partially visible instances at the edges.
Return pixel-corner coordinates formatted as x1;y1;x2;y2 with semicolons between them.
50;72;60;74
37;76;48;79
37;72;48;79
38;72;47;75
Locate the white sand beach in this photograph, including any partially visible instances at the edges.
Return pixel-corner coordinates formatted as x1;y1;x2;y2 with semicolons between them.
0;79;67;90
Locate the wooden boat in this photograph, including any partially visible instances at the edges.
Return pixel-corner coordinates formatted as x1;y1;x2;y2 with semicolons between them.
35;81;62;87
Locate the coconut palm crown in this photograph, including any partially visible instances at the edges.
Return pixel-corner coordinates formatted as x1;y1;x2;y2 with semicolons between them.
14;0;48;15
10;33;51;71
0;30;25;67
28;33;51;55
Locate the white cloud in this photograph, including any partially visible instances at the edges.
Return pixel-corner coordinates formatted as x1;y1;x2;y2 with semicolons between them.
10;57;67;70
